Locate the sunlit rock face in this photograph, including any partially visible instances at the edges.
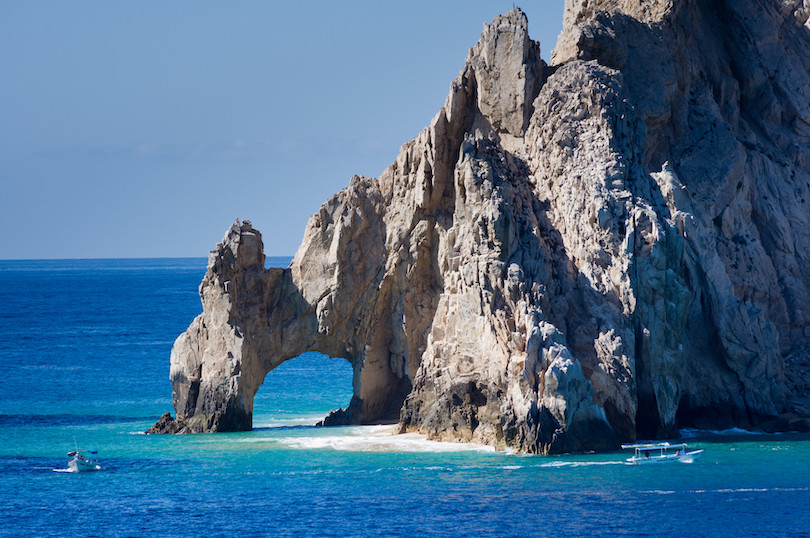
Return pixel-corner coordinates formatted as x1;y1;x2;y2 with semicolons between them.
153;2;810;452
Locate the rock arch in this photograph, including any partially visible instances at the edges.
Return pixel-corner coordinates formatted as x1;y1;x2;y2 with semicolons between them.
168;213;413;432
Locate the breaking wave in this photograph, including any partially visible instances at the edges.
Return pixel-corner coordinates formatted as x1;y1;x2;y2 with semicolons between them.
270;425;496;453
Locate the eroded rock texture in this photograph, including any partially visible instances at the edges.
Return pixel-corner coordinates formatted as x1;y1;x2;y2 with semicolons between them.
154;3;810;452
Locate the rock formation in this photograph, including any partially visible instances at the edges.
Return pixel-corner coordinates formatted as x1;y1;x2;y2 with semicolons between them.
152;1;810;452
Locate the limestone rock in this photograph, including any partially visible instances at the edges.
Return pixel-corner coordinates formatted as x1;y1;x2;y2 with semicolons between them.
155;3;810;453
146;412;181;434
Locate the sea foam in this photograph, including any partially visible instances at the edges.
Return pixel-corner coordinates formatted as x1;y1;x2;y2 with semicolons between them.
272;425;496;453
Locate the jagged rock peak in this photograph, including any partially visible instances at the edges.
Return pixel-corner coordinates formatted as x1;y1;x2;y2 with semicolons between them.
552;0;810;65
153;4;810;451
464;7;544;136
564;0;675;26
552;0;675;65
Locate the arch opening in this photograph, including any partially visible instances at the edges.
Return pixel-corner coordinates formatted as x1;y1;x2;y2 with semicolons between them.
252;352;354;428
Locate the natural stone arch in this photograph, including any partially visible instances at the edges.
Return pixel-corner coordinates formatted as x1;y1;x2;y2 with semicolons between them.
167;218;415;432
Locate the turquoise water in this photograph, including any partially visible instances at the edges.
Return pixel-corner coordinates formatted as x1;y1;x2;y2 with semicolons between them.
2;259;809;537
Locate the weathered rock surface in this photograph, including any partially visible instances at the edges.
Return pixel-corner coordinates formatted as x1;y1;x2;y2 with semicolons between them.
153;3;810;452
146;412;181;434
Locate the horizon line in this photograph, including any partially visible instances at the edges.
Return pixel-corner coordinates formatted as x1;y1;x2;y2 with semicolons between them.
0;255;295;262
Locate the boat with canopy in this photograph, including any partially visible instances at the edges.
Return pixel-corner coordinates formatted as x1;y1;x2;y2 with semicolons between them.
65;438;101;472
67;449;101;472
621;442;703;464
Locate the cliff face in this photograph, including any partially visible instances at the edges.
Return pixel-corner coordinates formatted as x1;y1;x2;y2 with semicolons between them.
155;2;810;452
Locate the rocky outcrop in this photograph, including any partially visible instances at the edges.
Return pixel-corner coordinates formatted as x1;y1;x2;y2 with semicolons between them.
153;3;810;452
146;412;181;434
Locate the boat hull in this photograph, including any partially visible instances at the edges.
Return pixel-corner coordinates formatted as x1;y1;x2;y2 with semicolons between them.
626;449;703;465
68;457;100;472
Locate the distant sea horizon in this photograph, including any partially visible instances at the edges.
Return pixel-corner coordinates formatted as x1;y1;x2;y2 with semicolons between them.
0;255;293;263
2;258;809;536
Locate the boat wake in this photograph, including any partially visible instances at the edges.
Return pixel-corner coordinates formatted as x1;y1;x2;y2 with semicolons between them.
643;486;810;495
52;464;102;473
540;460;626;468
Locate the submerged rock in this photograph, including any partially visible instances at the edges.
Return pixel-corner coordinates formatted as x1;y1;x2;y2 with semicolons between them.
154;2;810;453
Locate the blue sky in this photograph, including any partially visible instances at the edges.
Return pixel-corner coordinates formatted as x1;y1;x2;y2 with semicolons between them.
1;1;564;259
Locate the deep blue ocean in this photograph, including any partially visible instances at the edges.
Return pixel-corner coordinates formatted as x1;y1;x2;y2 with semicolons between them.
2;258;810;537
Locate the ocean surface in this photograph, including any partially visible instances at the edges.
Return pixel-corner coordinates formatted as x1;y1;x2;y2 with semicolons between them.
2;258;809;537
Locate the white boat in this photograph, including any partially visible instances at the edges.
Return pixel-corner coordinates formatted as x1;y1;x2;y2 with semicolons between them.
67;448;101;472
622;442;703;465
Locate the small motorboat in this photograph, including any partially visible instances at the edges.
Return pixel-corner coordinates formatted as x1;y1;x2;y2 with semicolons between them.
622;442;703;465
66;439;101;472
67;450;100;472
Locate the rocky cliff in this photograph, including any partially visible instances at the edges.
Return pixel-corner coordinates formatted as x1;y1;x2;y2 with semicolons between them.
151;1;810;452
